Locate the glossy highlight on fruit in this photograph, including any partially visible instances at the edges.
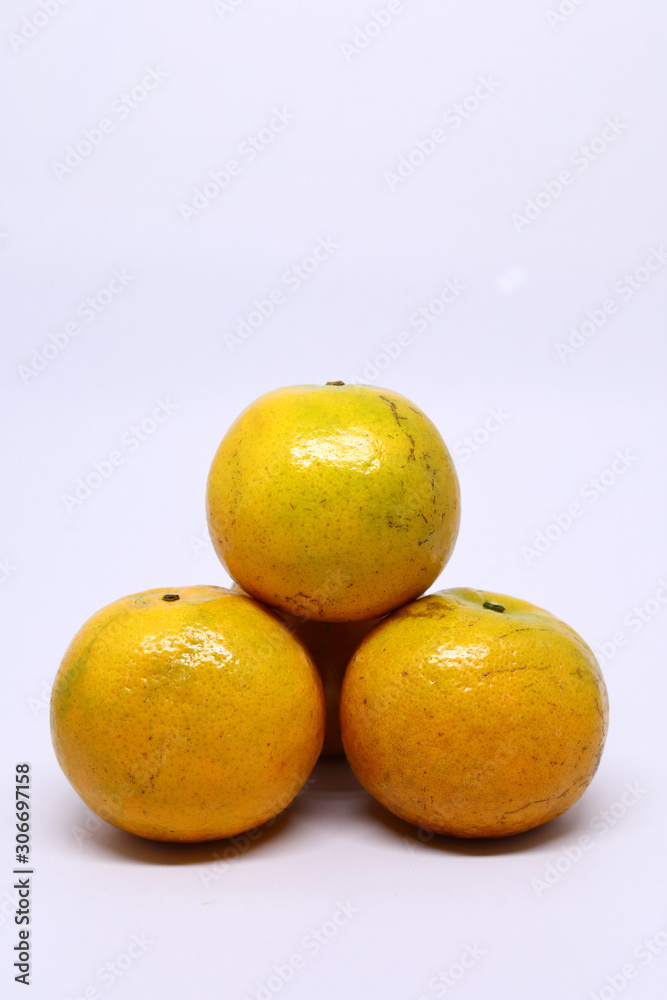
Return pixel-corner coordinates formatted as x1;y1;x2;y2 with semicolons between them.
206;383;460;621
341;587;609;838
51;586;325;842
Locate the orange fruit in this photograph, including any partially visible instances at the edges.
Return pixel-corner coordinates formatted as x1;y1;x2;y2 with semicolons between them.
51;586;324;841
340;588;609;837
206;383;460;622
230;584;378;756
287;618;381;756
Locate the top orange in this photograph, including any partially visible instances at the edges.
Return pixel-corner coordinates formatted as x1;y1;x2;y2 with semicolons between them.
206;383;460;621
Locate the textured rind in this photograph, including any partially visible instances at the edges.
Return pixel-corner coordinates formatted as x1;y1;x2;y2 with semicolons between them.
230;582;380;756
340;588;609;838
51;586;324;841
288;618;381;755
206;384;460;622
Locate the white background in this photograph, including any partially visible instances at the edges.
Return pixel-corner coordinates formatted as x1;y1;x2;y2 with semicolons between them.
2;1;667;998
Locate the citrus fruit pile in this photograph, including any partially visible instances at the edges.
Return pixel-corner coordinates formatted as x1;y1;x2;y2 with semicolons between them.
51;383;609;842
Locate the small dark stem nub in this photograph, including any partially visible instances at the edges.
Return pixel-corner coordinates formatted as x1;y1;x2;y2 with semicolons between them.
162;594;180;602
325;381;345;386
483;600;505;613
